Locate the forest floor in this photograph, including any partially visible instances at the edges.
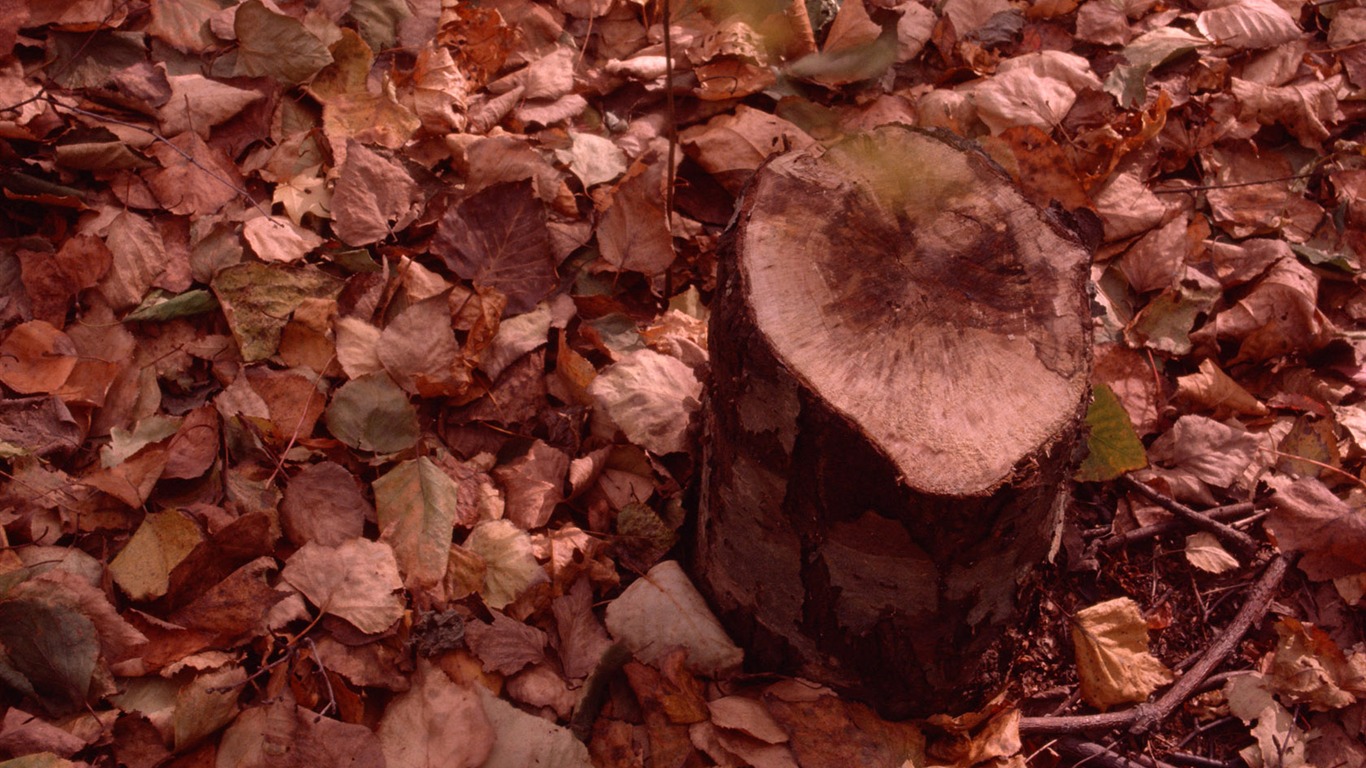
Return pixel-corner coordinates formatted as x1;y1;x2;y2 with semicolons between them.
0;0;1365;766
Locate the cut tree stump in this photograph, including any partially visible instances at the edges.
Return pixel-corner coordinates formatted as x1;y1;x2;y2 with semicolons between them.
695;126;1094;718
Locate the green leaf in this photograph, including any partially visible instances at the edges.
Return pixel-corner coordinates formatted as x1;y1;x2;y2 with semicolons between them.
615;502;678;573
1102;28;1207;108
1075;383;1148;482
324;371;419;454
211;261;344;362
374;457;460;592
124;289;218;322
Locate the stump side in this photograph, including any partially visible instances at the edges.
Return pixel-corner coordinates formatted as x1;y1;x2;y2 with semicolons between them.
696;127;1093;718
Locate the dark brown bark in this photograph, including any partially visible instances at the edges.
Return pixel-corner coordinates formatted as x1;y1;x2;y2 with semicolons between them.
695;127;1094;718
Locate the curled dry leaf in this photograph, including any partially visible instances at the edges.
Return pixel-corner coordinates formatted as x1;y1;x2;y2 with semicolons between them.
1174;358;1268;418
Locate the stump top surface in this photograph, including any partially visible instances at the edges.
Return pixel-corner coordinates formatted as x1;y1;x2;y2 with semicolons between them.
737;127;1091;495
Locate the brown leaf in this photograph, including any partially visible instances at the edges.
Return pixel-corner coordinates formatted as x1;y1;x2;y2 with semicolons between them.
432;181;558;314
157;73;263;137
1264;476;1366;581
0;396;83;458
552;578;615;680
280;461;370;547
465;610;548;675
60;314;133;408
332;141;424;246
97;212;168;311
1209;257;1333;363
144;133;242;216
109;509;204;601
492;439;569;529
162;405;220;480
169;557;284;641
281;539;406;634
378;660;494;768
19;235;111;327
1174;358;1268;418
218;697;386;768
377;295;464;397
0;321;77;395
1147;414;1260;491
595;159;676;275
680;106;816;195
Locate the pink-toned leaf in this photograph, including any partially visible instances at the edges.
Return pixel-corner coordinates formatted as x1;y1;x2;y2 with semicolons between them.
242;215;323;264
477;685;592;767
596;158;676;275
377;296;463;397
144;133;242;216
553;578;615;679
332;142;424;246
218;698;385;768
1147;414;1259;490
1208;257;1333;364
492;440;569;529
465;610;548;675
99;212;167;311
378;660;494;768
1264;476;1366;581
1196;0;1302;49
158;74;263;137
281;461;370;547
680;106;816;195
588;348;702;455
281;539;405;634
432;181;557;314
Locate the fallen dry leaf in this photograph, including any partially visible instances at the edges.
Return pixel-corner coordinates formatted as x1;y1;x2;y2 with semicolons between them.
604;560;743;677
280;539;405;634
1072;597;1175;710
1264;475;1366;580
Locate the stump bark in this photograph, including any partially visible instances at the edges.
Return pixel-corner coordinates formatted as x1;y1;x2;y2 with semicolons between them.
695;126;1094;718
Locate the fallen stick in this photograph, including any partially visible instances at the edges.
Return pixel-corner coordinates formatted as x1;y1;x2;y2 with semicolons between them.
1097;501;1263;552
1020;553;1294;737
1119;477;1260;559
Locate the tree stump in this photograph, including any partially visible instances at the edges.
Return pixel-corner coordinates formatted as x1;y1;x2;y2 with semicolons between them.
695;127;1093;718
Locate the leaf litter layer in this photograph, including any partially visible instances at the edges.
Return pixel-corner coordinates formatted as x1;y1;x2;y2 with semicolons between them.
1;0;1365;766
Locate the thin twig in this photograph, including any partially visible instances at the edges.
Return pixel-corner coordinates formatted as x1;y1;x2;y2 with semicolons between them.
661;0;676;230
1054;737;1178;768
43;92;272;219
1127;553;1294;735
1152;173;1315;194
1020;554;1294;737
1098;501;1264;552
1119;477;1259;560
1162;754;1238;768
